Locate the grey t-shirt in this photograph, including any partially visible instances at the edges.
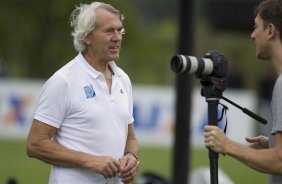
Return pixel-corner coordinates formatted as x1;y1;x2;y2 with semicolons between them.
269;74;282;184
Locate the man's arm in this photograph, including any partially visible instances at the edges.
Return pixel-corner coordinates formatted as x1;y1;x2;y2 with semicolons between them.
124;123;139;156
26;119;121;178
228;132;282;175
204;125;282;175
120;123;139;183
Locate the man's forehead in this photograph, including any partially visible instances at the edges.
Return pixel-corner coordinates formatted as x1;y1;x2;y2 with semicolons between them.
255;15;263;23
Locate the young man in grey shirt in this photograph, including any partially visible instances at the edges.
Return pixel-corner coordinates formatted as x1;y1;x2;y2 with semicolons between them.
204;0;282;183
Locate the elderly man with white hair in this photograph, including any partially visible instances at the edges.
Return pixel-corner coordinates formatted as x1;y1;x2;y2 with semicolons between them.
26;2;139;184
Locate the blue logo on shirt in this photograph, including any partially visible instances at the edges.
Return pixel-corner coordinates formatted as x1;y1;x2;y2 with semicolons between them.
84;85;95;99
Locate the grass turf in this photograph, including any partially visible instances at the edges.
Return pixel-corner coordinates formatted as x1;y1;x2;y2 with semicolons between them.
0;140;267;183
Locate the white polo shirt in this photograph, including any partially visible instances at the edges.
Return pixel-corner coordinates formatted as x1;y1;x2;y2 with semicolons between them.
34;53;134;184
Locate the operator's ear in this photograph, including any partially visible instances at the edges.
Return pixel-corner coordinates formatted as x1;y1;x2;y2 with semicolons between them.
267;23;277;40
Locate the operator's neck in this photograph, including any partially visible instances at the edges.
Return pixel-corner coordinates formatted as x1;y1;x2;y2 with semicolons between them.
270;45;282;75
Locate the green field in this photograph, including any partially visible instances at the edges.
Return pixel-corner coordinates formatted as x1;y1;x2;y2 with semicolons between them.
0;139;267;183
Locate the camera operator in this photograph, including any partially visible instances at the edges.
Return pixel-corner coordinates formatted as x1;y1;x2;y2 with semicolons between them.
204;0;282;183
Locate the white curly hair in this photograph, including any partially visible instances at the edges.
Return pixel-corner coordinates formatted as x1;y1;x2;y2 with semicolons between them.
70;2;125;52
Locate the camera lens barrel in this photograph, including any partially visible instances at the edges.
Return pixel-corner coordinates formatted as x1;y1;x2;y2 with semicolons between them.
171;55;213;75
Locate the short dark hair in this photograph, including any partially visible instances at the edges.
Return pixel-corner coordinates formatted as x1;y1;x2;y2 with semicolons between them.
255;0;282;40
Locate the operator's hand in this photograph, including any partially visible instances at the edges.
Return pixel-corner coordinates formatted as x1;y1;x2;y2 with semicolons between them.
86;156;121;179
246;135;269;149
204;125;230;154
120;153;139;184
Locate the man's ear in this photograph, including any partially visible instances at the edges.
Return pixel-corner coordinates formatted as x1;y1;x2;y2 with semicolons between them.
84;34;92;45
267;23;277;39
84;35;91;45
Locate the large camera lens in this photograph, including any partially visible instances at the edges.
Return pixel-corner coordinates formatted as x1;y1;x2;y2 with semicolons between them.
170;55;213;75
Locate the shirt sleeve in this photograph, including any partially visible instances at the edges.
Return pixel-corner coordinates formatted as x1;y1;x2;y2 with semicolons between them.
271;76;282;134
125;76;134;124
34;75;71;128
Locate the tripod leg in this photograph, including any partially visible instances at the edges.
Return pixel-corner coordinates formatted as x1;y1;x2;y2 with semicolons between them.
207;99;219;184
209;149;218;184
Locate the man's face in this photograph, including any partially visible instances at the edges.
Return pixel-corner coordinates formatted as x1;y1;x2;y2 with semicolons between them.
251;15;271;60
86;8;123;63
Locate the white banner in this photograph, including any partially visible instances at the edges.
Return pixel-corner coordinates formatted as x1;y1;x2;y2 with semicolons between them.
0;79;258;147
0;79;43;138
133;85;257;147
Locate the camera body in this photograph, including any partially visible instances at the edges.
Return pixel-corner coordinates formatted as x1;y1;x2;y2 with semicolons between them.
170;50;228;78
171;50;228;98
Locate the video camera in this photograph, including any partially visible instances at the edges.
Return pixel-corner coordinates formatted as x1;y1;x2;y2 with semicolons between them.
170;50;228;98
170;50;228;78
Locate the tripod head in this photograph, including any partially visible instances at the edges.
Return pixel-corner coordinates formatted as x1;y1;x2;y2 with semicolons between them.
200;76;227;99
200;76;267;124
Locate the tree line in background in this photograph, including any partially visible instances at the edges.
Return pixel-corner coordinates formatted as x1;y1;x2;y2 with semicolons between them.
0;0;275;88
0;0;178;84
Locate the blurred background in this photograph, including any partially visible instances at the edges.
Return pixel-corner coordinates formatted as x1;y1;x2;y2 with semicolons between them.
0;0;276;183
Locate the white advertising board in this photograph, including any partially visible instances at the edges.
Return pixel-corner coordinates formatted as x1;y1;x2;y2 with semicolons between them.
0;79;258;147
133;85;257;147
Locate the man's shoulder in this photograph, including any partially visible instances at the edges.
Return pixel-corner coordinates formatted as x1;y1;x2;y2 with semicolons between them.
54;57;78;77
43;57;79;87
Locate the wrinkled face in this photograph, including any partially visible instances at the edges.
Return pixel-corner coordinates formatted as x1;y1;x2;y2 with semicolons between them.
250;15;271;60
85;8;124;63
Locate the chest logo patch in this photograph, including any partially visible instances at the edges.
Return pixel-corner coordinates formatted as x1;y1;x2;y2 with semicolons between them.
84;85;96;99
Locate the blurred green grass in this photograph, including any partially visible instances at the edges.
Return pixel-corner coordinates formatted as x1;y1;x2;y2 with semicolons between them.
0;139;267;183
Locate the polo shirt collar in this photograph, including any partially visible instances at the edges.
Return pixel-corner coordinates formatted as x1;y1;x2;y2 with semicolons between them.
76;52;122;78
108;60;122;78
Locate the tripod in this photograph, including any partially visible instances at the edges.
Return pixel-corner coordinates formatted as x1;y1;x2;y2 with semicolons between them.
200;76;267;184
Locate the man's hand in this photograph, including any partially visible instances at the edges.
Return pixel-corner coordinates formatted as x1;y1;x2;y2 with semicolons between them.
119;153;139;183
86;156;121;179
246;136;269;149
204;125;230;154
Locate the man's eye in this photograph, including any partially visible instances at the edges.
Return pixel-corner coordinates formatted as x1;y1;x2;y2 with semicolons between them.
104;27;125;35
106;29;114;33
